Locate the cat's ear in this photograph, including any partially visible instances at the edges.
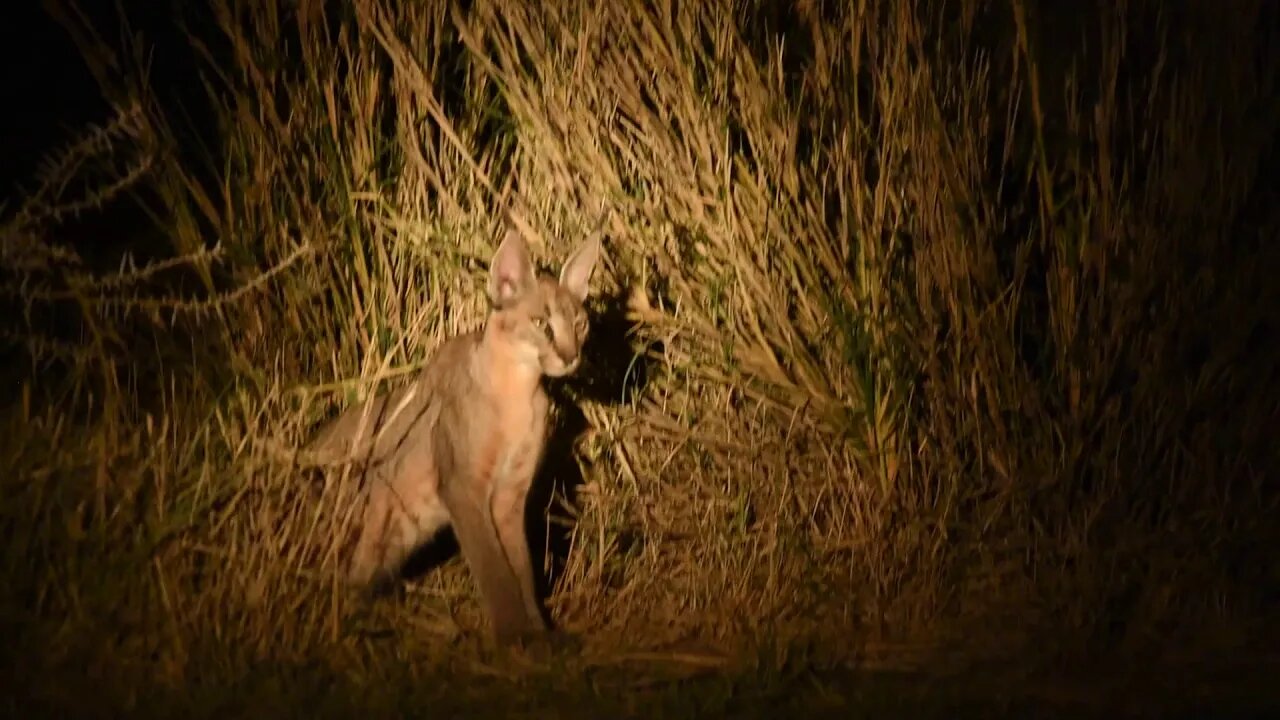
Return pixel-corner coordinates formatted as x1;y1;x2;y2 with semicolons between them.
488;229;537;307
558;234;602;304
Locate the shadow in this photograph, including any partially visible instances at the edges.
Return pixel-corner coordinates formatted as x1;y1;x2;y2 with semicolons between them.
567;284;657;407
523;400;588;627
398;530;460;591
529;284;658;628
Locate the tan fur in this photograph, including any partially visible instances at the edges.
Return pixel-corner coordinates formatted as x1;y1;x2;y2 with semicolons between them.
305;229;601;645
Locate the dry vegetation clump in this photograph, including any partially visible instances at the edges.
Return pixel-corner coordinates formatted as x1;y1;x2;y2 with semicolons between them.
2;0;1277;713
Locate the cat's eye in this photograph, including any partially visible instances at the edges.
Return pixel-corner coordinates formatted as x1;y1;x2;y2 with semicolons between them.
533;317;553;337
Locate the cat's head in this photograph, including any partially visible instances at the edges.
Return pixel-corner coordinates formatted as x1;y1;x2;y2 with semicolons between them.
486;228;602;378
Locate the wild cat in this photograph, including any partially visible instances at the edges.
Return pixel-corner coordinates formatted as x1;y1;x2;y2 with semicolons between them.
302;228;601;645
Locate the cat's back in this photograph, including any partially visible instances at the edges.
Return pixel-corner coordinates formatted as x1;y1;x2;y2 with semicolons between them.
416;327;485;396
302;328;485;461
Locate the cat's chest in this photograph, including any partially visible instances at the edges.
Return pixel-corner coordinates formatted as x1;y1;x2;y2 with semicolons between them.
491;388;548;445
486;390;549;482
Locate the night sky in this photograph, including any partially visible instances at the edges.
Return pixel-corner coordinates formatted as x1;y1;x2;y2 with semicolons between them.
1;4;102;197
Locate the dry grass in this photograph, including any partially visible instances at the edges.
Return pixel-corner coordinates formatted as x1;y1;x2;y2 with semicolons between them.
3;0;1278;715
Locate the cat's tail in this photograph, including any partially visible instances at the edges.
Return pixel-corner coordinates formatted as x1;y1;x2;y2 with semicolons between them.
251;410;376;468
255;384;418;468
252;432;355;468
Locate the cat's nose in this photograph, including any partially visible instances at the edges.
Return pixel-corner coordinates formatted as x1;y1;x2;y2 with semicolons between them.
556;346;578;367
